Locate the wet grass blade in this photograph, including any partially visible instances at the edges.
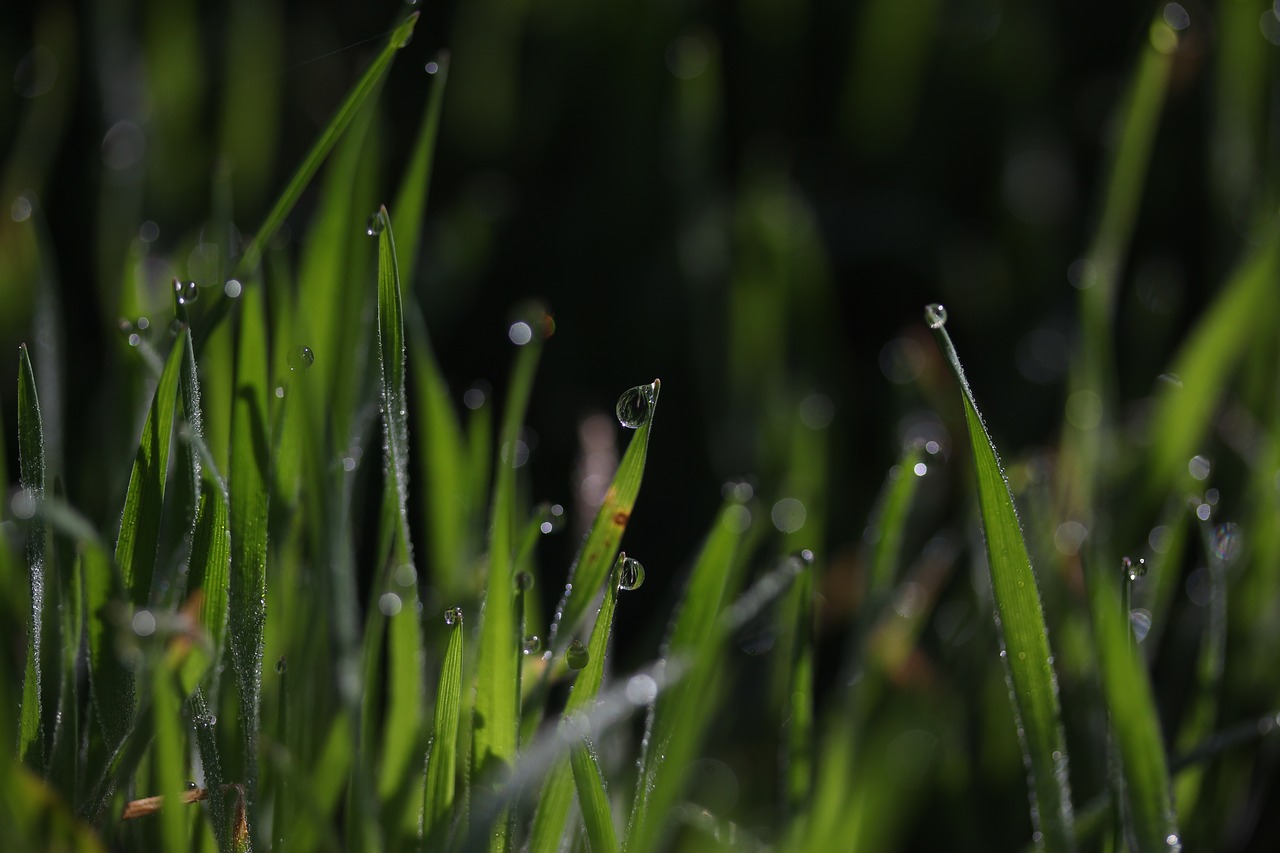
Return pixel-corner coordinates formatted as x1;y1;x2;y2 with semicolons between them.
150;667;188;853
625;502;747;853
228;280;271;831
16;344;47;768
928;309;1074;851
472;312;546;851
234;13;419;277
553;380;659;646
528;557;624;852
422;612;465;851
178;472;231;695
115;333;185;607
390;52;449;288
571;743;618;853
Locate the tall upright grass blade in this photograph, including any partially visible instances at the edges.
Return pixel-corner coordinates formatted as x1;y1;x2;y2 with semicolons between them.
927;308;1074;851
472;309;547;852
16;344;47;768
570;742;618;853
552;379;660;646
625;501;747;853
115;334;185;607
391;52;449;288
150;667;188;853
229;280;271;833
422;610;465;851
528;555;625;852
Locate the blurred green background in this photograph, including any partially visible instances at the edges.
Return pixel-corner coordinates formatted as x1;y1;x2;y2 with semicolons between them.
4;0;1279;848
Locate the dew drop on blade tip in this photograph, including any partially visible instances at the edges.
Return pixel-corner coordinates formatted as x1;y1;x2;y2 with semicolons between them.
616;380;658;429
366;211;385;236
618;555;645;591
924;303;948;329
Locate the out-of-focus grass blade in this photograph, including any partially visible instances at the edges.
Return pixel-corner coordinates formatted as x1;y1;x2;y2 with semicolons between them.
190;687;233;852
390;52;449;288
866;446;924;609
1144;237;1280;505
228;280;271;829
928;309;1074;851
472;308;546;851
233;13;419;276
115;334;185;606
1089;565;1179;850
625;502;747;853
177;473;231;695
553;379;659;645
571;742;618;853
151;668;188;853
17;344;47;768
422;610;465;851
529;556;624;852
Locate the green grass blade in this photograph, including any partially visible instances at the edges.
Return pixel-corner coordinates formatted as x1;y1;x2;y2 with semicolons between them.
115;333;185;607
16;344;47;768
233;13;419;277
552;379;660;646
529;556;625;852
390;52;450;288
570;742;618;853
228;280;271;831
422;611;465;851
178;473;231;695
151;668;188;853
625;501;747;853
928;308;1074;851
472;309;547;851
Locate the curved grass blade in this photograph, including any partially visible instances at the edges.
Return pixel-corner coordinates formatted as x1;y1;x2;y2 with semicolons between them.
16;344;47;768
229;280;271;834
625;502;748;853
472;308;547;851
927;309;1074;851
552;379;660;647
422;611;465;851
234;13;419;277
116;333;185;607
528;556;624;852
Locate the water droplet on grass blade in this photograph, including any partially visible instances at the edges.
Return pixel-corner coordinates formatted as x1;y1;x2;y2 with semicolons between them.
288;345;314;371
514;571;534;591
444;607;463;626
366;211;385;236
174;279;199;304
276;656;287;674
619;556;645;591
566;639;589;670
924;303;948;329
617;380;659;428
522;635;543;655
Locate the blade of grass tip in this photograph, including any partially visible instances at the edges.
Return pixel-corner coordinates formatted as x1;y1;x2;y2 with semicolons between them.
233;13;418;278
229;279;271;836
422;609;465;851
926;305;1075;851
390;51;450;288
625;500;748;853
472;304;549;852
782;550;816;818
371;207;425;841
16;344;48;769
552;379;660;648
115;333;186;608
528;555;626;853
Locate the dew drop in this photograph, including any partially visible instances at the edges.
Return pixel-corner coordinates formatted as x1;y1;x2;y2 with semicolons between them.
566;639;590;670
425;61;439;74
522;635;543;655
288;345;315;371
444;606;463;627
514;571;534;592
276;656;287;674
366;211;386;236
508;321;533;345
174;279;199;304
616;380;659;429
924;303;948;329
224;279;242;298
1122;556;1147;582
379;592;402;616
619;556;646;591
186;780;199;790
1188;454;1211;481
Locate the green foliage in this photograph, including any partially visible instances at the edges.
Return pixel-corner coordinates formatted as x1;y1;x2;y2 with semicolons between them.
4;3;1280;852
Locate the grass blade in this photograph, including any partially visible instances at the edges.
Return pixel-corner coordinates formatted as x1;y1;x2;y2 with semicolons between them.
570;742;618;853
552;380;660;646
625;501;748;853
229;280;271;833
391;52;450;288
16;344;47;768
927;306;1074;851
471;306;547;851
115;333;185;607
422;610;465;851
528;555;625;852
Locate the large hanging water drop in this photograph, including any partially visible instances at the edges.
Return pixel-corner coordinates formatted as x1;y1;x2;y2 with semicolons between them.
174;279;199;305
618;555;645;591
522;635;543;655
566;639;589;670
366;210;386;236
924;303;948;329
616;379;660;429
